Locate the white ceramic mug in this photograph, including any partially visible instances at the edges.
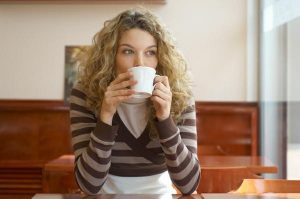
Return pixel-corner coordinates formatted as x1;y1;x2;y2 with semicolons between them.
128;66;156;98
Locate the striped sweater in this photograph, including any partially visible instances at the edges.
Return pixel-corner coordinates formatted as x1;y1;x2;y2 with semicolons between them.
69;83;200;195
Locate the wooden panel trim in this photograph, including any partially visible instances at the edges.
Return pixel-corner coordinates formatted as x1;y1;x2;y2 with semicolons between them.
0;100;68;111
196;101;258;110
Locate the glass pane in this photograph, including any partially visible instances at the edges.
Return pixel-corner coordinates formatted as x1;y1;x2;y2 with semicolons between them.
260;0;300;179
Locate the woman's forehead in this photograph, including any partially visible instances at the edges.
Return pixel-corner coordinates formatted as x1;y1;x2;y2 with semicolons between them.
118;28;157;47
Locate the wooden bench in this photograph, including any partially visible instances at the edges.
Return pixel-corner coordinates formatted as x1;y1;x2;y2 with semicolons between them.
0;160;44;195
196;102;258;156
0;100;73;196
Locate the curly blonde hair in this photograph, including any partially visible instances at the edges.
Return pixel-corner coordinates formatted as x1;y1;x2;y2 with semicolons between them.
78;8;193;127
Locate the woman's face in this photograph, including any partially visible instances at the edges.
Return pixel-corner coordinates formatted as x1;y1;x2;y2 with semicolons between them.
115;28;158;75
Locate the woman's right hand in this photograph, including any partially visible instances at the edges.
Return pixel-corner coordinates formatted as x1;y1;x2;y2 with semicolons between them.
100;71;136;125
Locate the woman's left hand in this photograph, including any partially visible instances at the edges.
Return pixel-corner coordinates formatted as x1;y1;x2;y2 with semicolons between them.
151;76;172;121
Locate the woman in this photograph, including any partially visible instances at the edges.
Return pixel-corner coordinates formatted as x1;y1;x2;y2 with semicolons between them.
70;8;200;195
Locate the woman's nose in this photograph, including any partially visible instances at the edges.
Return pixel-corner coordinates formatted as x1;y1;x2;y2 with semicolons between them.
134;53;144;66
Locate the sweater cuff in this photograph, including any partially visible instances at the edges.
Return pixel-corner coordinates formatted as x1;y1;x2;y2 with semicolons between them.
93;120;119;142
154;116;178;140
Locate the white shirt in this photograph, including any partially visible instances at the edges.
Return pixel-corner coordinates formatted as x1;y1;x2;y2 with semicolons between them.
117;98;148;138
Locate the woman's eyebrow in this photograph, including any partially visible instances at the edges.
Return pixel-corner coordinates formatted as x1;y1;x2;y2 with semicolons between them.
146;45;157;49
119;44;134;48
118;44;157;49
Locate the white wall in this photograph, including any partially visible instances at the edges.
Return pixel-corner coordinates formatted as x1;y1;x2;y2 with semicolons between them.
0;0;246;101
288;17;300;102
286;8;300;180
287;17;300;143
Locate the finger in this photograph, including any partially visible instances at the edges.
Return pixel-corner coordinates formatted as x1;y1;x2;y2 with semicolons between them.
154;76;170;88
152;89;171;101
110;71;133;86
151;95;167;106
111;95;135;104
154;82;171;95
107;95;134;106
107;79;137;91
105;89;135;98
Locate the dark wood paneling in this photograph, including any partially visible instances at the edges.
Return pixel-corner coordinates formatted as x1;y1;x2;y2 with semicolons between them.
0;100;72;161
0;100;72;196
0;100;258;160
0;160;44;195
196;102;259;156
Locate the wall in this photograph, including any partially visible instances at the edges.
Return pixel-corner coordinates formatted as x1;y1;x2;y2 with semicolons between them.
286;3;300;180
287;17;300;143
288;17;300;102
0;0;246;101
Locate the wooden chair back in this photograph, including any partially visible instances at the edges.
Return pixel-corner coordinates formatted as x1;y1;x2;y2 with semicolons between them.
197;167;261;193
196;102;259;157
234;179;300;193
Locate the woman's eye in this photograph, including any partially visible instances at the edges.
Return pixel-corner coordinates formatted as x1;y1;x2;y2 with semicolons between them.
146;50;157;56
123;49;134;55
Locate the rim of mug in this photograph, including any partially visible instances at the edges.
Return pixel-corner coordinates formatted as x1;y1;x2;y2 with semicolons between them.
128;66;156;73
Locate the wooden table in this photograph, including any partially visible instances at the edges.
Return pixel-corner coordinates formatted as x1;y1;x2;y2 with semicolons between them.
200;155;277;173
31;193;300;199
43;155;278;194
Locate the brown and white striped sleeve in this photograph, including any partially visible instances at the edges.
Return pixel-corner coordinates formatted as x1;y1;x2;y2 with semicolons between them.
69;83;119;195
155;100;200;195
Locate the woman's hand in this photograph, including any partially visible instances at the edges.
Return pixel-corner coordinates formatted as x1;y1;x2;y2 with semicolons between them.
100;71;136;125
151;76;172;121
